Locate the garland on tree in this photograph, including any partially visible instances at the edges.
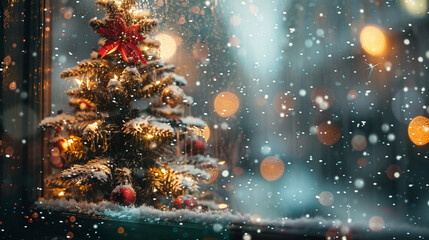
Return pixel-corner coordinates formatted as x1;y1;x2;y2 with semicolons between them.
41;0;219;209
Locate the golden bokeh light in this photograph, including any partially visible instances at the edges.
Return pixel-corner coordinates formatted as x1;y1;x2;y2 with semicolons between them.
214;92;240;117
401;0;428;17
317;121;341;146
154;34;177;60
260;156;284;181
203;124;210;142
360;25;387;56
408;116;429;146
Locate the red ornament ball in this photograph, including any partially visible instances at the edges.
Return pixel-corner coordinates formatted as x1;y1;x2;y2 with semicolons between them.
79;100;90;110
174;195;198;210
110;185;136;206
186;139;206;156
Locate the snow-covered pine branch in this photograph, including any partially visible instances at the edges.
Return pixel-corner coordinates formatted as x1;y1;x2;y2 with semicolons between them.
180;116;206;128
39;113;77;129
60;59;111;79
172;155;218;168
123;116;175;139
168;164;211;181
61;158;112;183
140;73;174;98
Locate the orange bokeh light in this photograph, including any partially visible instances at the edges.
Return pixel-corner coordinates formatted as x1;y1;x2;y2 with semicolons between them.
260;156;285;181
203;125;210;142
214;92;240;117
317;121;341;146
360;25;387;56
408;116;429;146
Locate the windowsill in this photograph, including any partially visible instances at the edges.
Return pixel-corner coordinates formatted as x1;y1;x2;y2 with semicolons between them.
31;199;429;240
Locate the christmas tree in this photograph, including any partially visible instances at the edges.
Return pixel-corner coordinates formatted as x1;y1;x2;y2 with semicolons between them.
40;0;218;209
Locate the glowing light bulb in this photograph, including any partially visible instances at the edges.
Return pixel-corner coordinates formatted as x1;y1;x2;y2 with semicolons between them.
58;191;65;197
218;203;228;210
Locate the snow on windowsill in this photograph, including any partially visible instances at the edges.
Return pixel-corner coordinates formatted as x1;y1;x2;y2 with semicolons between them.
34;199;328;228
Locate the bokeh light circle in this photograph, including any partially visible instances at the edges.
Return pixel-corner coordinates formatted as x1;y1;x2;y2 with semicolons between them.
401;0;428;18
260;156;285;181
155;34;177;60
386;164;402;180
357;158;368;167
203;124;211;142
360;25;387;56
214;92;240;117
318;191;334;206
369;216;384;232
351;135;368;151
311;87;333;111
273;92;296;117
192;42;210;60
354;178;365;189
317;121;341;146
408;116;429;146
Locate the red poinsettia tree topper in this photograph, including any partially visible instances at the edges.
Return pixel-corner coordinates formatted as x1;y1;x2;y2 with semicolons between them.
97;15;147;64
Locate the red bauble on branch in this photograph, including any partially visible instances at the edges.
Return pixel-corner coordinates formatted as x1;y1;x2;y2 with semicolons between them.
186;139;206;156
97;15;147;64
110;185;136;206
174;195;198;210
